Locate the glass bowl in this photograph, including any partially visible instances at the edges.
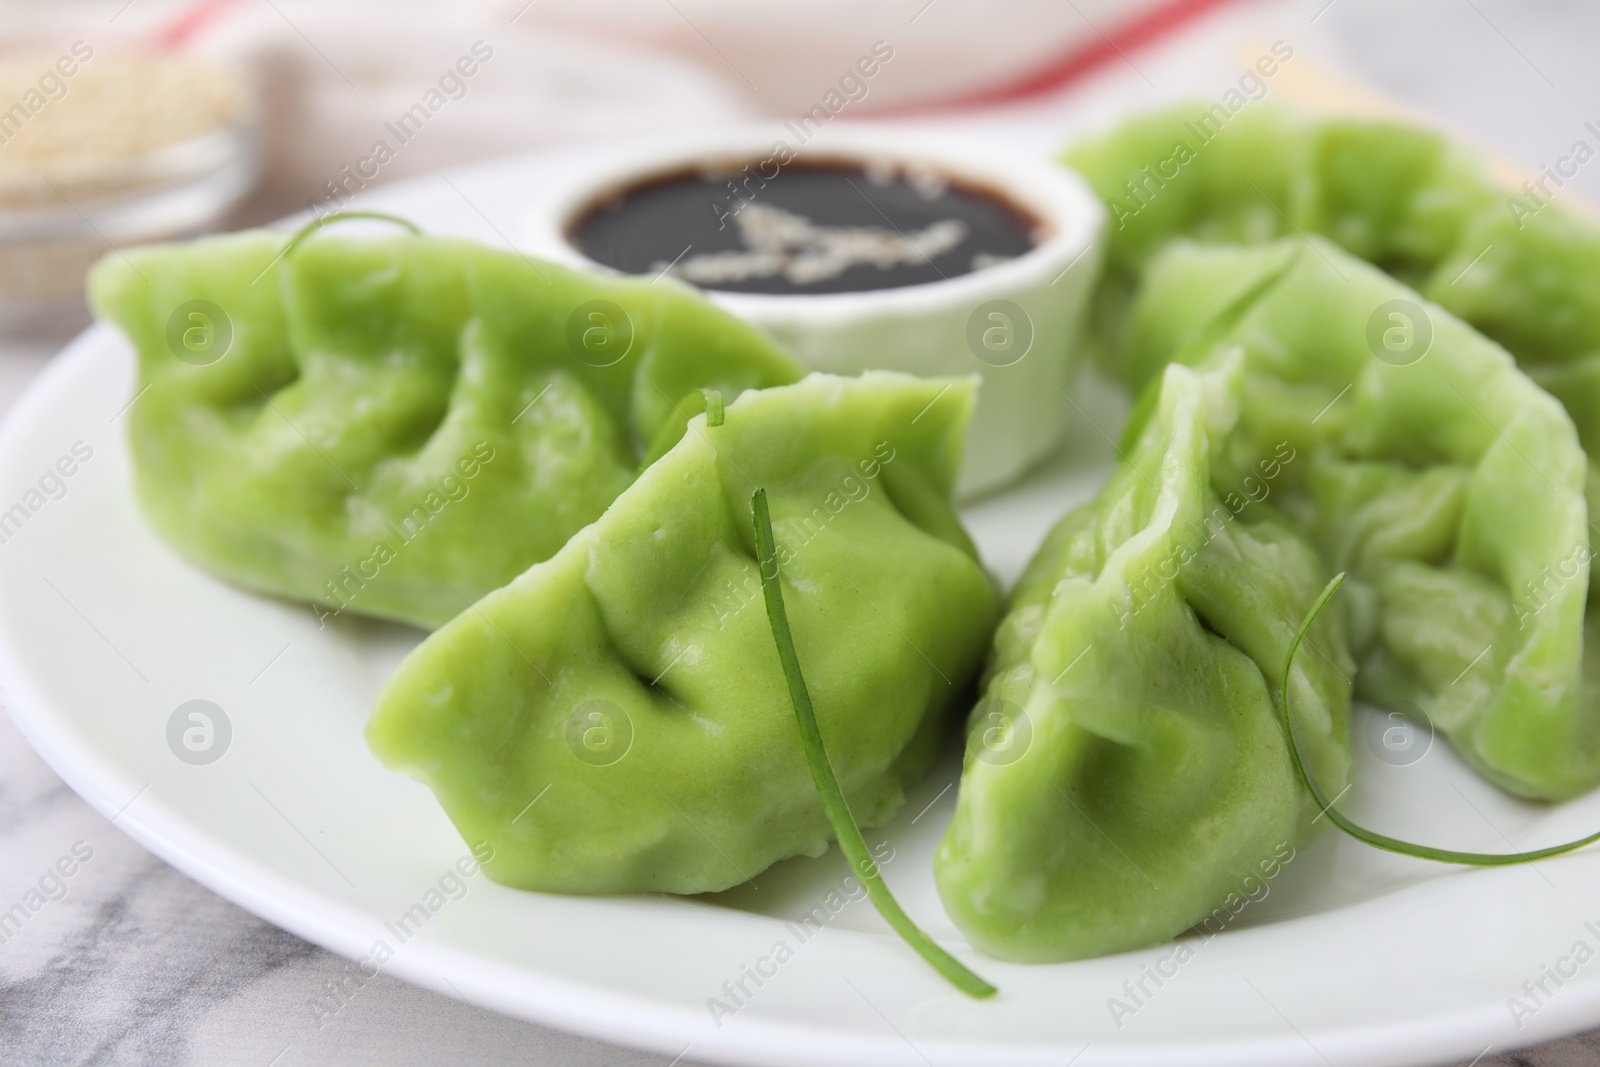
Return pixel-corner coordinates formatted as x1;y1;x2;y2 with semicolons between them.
0;52;260;333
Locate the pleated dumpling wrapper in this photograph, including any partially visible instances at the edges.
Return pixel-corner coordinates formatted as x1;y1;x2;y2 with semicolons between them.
367;372;1000;895
1063;103;1600;470
935;352;1354;962
940;235;1599;963
1128;237;1597;801
87;230;801;629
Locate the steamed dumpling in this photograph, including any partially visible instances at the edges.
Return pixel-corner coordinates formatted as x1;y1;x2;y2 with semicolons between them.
88;231;801;628
1064;108;1600;797
1132;237;1597;800
367;373;1000;894
935;353;1352;962
1063;102;1600;450
939;235;1599;963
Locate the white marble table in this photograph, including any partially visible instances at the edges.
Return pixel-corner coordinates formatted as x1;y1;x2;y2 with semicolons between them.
6;0;1600;1063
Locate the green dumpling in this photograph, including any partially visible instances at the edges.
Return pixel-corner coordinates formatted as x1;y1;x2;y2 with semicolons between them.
367;372;1000;894
87;230;801;629
939;236;1600;963
1064;107;1600;798
1132;237;1598;800
1062;103;1600;437
935;353;1353;962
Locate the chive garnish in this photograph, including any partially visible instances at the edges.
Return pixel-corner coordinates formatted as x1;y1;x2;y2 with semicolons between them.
702;389;725;427
751;488;997;999
1282;573;1600;864
281;210;423;260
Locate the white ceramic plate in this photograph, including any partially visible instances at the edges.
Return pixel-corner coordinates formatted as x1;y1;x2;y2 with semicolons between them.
6;142;1600;1067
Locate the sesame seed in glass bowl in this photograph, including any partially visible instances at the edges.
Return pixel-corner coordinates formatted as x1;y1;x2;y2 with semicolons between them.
0;44;259;332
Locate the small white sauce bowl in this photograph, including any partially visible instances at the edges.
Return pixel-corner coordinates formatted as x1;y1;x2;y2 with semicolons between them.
522;126;1105;498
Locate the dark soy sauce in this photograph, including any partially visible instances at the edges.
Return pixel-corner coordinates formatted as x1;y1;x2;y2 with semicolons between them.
570;160;1040;295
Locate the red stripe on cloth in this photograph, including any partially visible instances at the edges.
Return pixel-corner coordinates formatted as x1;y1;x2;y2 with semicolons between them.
157;0;248;49
886;0;1242;114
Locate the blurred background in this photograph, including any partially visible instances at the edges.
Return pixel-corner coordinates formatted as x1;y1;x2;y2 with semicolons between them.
4;0;1600;1064
3;0;1598;337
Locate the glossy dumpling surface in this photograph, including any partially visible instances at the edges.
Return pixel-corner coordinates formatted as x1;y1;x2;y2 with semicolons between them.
88;232;801;628
368;372;1000;894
